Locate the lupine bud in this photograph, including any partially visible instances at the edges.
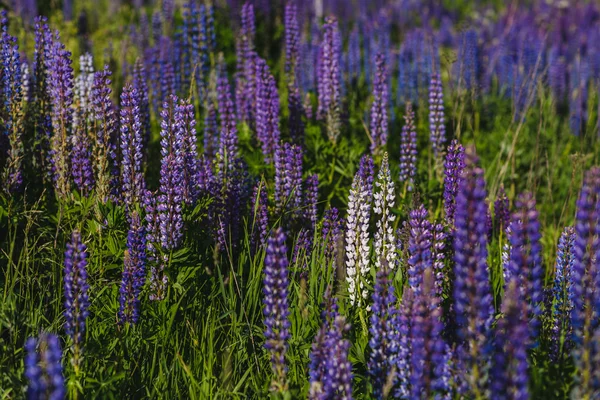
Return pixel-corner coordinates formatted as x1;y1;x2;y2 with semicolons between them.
494;186;510;232
25;333;65;399
370;53;388;155
443;139;465;226
399;102;417;190
119;211;147;325
133;58;151;150
263;227;291;393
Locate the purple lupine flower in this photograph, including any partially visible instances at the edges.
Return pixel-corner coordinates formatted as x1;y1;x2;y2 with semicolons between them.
263;227;291;392
143;189;168;302
357;154;375;195
203;102;219;159
322;207;343;263
318;16;342;143
120;83;145;211
158;95;185;251
431;223;447;296
292;228;312;276
176;99;200;205
216;73;239;174
456;30;479;91
284;2;299;79
494;186;510;233
347;26;360;83
250;181;269;254
399;102;417;190
1;23;24;195
407;204;433;292
64;230;89;369
443;139;465;226
453;149;493;396
91;66;118;203
368;258;399;398
551;226;575;361
429;72;446;159
373;153;396;271
395;285;415;398
410;268;451;399
71;120;94;196
119;210;147;325
570;167;600;396
25;333;65;399
239;2;256;125
255;57;280;163
370;53;388;155
506;193;543;342
491;279;529;400
47;32;75;199
133;58;151;150
274;142;303;216
304;173;319;229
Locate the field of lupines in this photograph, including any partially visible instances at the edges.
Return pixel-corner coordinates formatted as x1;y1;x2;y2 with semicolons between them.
2;0;600;398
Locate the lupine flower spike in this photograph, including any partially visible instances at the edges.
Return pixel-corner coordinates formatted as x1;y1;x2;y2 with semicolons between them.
25;333;65;399
399;103;417;191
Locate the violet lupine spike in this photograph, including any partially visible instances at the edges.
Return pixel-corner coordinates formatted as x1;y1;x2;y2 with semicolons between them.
176;99;199;205
395;286;415;398
431;223;447;296
304;173;319;229
347;26;360;84
216;73;239;176
133;58;151;150
143;189;167;302
263;227;291;393
407;204;433;293
410;268;451;399
357;154;375;195
429;72;446;159
370;53;388;155
91;66;118;204
494;186;510;233
118;210;147;325
368;258;399;399
506;192;543;342
25;333;65;399
318;16;342;143
443;139;466;226
274;142;303;217
240;2;256;125
71;120;94;196
398;102;417;191
570;167;600;396
47;31;75;200
491;279;529;400
373;153;396;271
255;58;280;163
64;230;89;369
322;207;343;263
250;181;269;255
120;83;146;211
1;25;24;195
453;149;493;397
203;102;219;160
158;95;185;251
551;226;575;362
286;7;305;147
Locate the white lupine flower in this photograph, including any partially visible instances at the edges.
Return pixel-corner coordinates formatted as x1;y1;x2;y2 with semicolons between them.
73;53;95;127
373;153;396;271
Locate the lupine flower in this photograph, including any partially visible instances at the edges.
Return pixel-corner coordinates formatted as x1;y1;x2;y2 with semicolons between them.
250;181;269;254
176;99;199;205
158;95;184;251
304;173;319;229
91;66;118;203
309;287;337;395
368;258;399;398
551;226;575;361
274;142;303;217
396;286;415;398
494;186;510;232
143;189;167;302
443;139;465;226
25;333;65;399
506;193;543;342
431;223;447;296
1;24;25;194
119;210;147;325
398;102;417;190
263;227;291;393
120;83;145;211
284;3;305;144
203;102;219;159
133;58;151;150
318;16;342;143
570;167;600;396
491;279;529;400
407;204;433;292
255;58;280;163
322;207;343;263
239;2;256;125
47;32;75;200
453;150;493;396
64;230;89;370
73;53;94;126
152;10;162;44
347;26;360;83
369;53;388;155
345;171;372;307
71;118;94;195
457;30;479;91
373;153;396;271
358;154;375;195
410;268;451;399
429;72;446;159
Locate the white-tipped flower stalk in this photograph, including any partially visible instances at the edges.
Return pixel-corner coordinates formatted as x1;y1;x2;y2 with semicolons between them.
373;153;396;271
